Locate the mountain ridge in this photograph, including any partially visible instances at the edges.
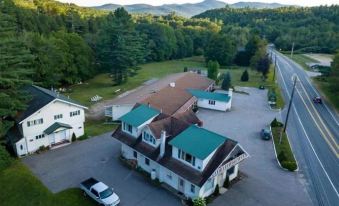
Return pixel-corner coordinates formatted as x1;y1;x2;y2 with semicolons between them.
93;0;291;17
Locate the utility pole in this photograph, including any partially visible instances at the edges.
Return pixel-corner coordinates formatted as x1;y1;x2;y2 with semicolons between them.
273;54;277;82
280;76;297;144
290;42;295;58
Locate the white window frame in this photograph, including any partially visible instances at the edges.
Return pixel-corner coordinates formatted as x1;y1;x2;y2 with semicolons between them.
208;100;216;105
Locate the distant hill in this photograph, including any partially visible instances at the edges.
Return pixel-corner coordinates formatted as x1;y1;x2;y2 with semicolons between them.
93;0;290;17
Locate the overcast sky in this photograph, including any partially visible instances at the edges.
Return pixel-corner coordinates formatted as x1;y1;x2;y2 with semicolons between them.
57;0;339;7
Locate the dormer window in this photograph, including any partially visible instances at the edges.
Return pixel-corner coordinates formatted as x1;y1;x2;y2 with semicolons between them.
143;131;156;145
178;149;196;166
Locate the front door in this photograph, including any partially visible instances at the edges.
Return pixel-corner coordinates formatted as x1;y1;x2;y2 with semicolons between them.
178;178;185;193
54;130;67;143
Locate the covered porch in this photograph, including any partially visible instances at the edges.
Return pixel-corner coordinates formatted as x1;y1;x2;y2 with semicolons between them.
44;122;73;148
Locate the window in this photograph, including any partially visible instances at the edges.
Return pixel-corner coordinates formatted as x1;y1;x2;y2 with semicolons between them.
167;172;172;180
205;179;214;192
190;184;195;193
27;118;43;127
208;100;216;105
145;157;150;166
143;132;156;145
20;145;23;150
178;149;196;166
35;134;45;140
227;166;235;176
127;124;132;133
70;110;80;117
133;151;137;158
91;189;99;197
54;114;63;120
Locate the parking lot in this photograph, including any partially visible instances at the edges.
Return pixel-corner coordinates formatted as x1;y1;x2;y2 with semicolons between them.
23;87;312;206
197;87;312;206
22;133;181;206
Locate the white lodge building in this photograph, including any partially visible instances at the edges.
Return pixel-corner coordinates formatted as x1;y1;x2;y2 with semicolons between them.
7;85;87;156
113;103;249;199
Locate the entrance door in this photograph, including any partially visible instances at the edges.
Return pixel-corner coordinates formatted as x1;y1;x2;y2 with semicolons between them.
178;178;185;193
54;130;67;143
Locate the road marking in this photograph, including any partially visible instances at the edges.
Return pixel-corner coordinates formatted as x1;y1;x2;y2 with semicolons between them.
297;81;338;148
276;60;339;199
278;52;339;126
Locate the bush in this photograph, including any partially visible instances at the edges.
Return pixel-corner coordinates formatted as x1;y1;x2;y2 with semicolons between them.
71;133;76;142
221;72;231;90
240;70;249;82
223;175;230;188
281;161;297;171
213;185;220;196
193;197;206;206
271;118;283;127
278;151;287;162
184;67;188;72
0;146;13;171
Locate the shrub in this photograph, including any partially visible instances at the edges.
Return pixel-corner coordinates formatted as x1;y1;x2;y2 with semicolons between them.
278;151;287;162
221;72;231;90
240;70;249;82
223;175;230;188
184;67;188;72
281;161;297;171
78;133;88;141
213;185;220;196
271;118;283;127
71;133;76;142
193;197;206;206
0;146;13;171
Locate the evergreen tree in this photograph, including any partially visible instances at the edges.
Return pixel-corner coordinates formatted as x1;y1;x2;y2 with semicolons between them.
0;4;34;137
256;55;270;78
98;8;145;84
221;72;231;90
207;60;219;81
241;70;249;82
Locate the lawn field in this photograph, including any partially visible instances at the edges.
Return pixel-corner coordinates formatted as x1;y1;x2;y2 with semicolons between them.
66;56;207;106
0;161;95;206
84;120;118;137
284;54;319;70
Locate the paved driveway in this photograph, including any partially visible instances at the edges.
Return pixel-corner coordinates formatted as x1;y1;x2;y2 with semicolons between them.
197;87;312;206
22;133;181;206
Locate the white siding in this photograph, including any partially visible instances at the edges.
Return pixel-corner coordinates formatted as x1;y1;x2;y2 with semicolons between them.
109;104;134;121
172;147;204;171
121;115;158;138
196;98;231;111
142;127;160;147
18;100;85;155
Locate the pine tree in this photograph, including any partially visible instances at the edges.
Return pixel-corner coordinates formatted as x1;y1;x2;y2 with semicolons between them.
207;60;219;81
221;72;231;90
240;70;249;82
0;3;34;137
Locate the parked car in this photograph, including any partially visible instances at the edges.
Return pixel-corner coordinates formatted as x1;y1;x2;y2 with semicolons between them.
80;177;120;206
313;96;322;104
261;127;272;140
259;85;265;90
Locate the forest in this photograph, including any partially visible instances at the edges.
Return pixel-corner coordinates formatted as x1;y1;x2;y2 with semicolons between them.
195;6;339;53
0;0;338;138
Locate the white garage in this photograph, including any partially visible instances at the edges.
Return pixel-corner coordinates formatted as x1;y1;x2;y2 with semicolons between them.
188;89;233;112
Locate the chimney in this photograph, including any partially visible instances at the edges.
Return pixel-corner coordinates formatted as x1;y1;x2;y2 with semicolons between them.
228;88;233;97
159;130;167;159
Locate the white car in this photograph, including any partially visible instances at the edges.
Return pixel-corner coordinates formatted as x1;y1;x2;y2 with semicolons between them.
80;177;120;206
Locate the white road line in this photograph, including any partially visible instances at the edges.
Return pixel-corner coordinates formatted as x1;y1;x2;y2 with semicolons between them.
276;60;339;199
278;52;339;126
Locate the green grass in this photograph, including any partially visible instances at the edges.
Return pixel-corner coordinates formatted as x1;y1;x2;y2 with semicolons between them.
272;127;297;171
84;120;118;137
220;65;285;109
313;77;339;111
0;161;96;206
66;56;207;106
285;54;319;71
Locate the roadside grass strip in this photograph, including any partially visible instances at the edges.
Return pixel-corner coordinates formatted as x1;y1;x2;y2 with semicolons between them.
271;126;298;171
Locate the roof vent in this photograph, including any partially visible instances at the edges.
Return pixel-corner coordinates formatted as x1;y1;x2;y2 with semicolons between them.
169;82;175;88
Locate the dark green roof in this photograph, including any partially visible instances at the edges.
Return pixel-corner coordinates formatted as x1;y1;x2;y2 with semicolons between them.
188;89;230;102
44;122;72;135
16;85;86;123
119;104;160;127
169;125;228;159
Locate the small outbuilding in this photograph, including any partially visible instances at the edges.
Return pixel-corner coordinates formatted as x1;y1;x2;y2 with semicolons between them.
188;89;233;112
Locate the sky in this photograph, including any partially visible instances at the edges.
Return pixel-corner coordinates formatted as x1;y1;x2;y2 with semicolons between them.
57;0;339;7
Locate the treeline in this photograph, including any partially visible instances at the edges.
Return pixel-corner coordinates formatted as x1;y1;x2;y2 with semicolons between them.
195;6;339;53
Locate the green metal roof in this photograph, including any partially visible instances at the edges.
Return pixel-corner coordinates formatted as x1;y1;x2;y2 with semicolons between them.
188;89;230;102
169;125;228;160
119;104;160;127
44;122;72;135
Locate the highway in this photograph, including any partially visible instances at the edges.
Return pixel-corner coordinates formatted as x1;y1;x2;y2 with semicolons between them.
270;48;339;206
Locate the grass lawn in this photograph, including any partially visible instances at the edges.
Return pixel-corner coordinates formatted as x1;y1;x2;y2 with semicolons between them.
286;54;319;70
272;126;297;171
66;56;207;106
220;65;285;109
84;120;118;137
313;77;339;111
0;161;96;206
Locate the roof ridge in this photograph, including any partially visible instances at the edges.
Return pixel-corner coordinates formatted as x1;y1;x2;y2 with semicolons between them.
32;85;57;98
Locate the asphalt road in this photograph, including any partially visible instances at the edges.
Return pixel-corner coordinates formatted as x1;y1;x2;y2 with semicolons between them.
270;48;339;206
